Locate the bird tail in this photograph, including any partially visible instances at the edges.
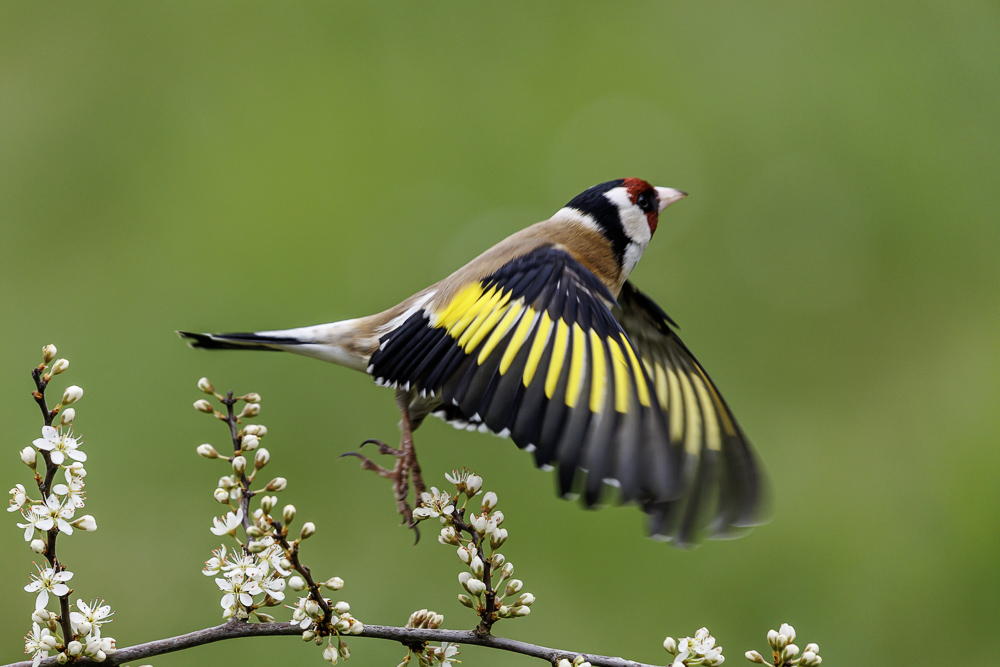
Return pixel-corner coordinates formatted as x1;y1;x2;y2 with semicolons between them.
177;319;371;372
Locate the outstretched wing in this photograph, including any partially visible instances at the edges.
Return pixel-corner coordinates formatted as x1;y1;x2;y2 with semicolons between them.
614;281;766;544
368;246;681;511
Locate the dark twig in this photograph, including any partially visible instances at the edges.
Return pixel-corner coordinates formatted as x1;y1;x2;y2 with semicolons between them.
29;365;74;646
220;391;254;538
1;622;665;667
270;520;335;631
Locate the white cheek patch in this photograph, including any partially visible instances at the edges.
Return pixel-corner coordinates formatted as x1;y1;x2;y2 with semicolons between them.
603;187;652;247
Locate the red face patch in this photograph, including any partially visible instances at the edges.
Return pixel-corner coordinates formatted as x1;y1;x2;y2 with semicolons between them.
623;177;659;234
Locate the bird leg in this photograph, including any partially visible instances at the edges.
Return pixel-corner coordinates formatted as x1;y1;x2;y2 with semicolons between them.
339;393;426;537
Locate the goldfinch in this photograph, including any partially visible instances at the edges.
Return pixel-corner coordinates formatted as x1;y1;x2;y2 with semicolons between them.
180;178;764;546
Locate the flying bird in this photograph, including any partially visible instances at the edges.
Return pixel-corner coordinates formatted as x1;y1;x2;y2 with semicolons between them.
180;178;764;546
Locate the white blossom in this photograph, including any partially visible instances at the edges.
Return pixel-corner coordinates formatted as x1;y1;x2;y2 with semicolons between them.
203;545;228;576
53;472;86;509
8;484;28;512
33;426;86;465
413;486;455;520
24;565;74;609
210;508;244;536
70;599;114;636
24;623;55;667
217;572;262;618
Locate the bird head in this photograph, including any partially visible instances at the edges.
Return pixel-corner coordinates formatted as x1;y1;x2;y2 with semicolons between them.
558;178;687;276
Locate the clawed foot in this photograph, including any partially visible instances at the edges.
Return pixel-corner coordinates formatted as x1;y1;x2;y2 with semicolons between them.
340;438;426;541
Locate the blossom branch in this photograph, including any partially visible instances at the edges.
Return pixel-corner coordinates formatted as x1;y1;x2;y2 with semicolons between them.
29;358;74;646
0;621;668;667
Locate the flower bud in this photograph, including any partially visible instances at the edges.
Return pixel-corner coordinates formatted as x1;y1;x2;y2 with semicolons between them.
43;345;57;363
325;576;344;590
305;600;321;616
778;623;796;643
31;609;51;623
283;504;296;523
458;594;474;608
52;358;69;375
213;488;229;503
301;630;316;642
767;630;780;649
30;539;46;554
335;601;350;614
193;399;214;414
516;592;534;606
438;526;459;545
471;514;487;533
505;579;523;596
242;434;260;451
500;562;514;580
256;612;275;622
246;526;263;538
266;477;287;492
247;540;266;553
663;637;677;653
242;392;262;403
490;553;505;569
59;407;76;425
67;641;83;657
470;556;485;578
457;546;472;563
231;455;247;474
255;448;270;469
260;495;276;513
513;606;531;616
339;643;351;659
20;446;37;469
490;527;508;549
801;651;819;666
465;474;482;496
782;644;800;660
350;620;363;635
239;403;261;418
458;572;472;589
481;491;498;513
72;515;97;531
300;522;316;539
745;650;766;664
805;643;819;654
466;579;486;595
197;443;220;459
198;377;214;394
56;652;68;664
62;385;84;405
289;576;306;591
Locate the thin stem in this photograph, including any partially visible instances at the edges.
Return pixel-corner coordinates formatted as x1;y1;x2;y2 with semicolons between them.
2;621;666;667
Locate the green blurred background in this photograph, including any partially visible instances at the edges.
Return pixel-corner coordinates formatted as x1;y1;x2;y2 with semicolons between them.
2;2;998;665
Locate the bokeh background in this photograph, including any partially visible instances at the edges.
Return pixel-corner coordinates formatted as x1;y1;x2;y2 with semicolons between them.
2;3;998;666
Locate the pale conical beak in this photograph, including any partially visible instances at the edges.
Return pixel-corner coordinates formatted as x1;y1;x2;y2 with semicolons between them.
655;187;688;212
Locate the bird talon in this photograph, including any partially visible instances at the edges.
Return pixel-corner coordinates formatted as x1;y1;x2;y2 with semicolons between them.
359;438;404;458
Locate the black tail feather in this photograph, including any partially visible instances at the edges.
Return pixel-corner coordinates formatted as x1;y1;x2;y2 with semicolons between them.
177;331;296;351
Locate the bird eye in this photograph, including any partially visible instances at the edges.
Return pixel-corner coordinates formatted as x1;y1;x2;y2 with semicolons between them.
636;190;656;214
